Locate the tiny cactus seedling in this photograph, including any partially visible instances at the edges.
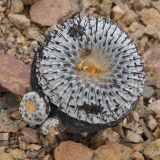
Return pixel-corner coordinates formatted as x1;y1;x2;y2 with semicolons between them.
21;15;145;133
19;91;51;125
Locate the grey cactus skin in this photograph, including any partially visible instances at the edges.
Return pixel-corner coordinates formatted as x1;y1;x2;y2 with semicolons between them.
31;15;145;133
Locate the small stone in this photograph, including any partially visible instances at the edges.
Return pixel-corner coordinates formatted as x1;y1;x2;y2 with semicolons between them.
0;110;18;132
133;151;145;160
0;54;30;96
0;152;13;160
42;154;52;160
21;128;39;143
0;133;10;140
54;141;94;160
95;142;133;160
11;111;21;120
8;13;30;29
24;26;40;40
131;111;139;122
122;10;138;26
26;150;41;158
10;149;26;159
27;144;41;151
90;129;120;148
140;8;160;31
152;1;160;12
144;45;160;86
30;0;72;26
148;100;160;114
126;130;143;143
144;25;160;40
112;5;125;21
124;122;143;135
11;0;24;13
147;115;158;131
143;85;155;98
143;139;160;159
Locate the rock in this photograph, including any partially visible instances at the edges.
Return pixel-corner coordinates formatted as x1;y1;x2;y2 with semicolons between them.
42;154;53;160
133;151;145;160
144;25;160;40
21;128;39;143
126;130;143;143
27;144;41;151
55;141;133;160
147;115;158;131
30;0;72;26
95;142;133;160
0;133;10;140
10;149;26;159
54;141;94;160
112;5;125;21
143;85;155;98
26;150;41;158
8;13;30;29
0;110;18;132
144;45;160;86
140;8;160;31
148;100;160;114
143;139;160;159
0;54;30;96
152;1;160;12
122;10;138;26
90;129;120;148
0;152;13;160
11;0;24;13
125;122;143;135
131;111;139;122
24;26;40;40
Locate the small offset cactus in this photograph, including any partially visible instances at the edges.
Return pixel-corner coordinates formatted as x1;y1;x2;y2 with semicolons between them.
20;15;145;133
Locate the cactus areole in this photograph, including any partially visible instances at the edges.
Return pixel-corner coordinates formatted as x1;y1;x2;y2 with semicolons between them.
30;15;145;133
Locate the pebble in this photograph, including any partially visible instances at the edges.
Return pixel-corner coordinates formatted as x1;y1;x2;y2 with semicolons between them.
30;0;72;26
10;149;26;159
122;9;138;26
143;85;155;98
147;115;158;131
0;133;10;141
140;8;160;30
21;127;39;143
152;1;160;12
10;0;24;13
133;151;145;160
8;13;30;29
148;100;160;114
90;129;120;148
143;139;160;159
0;110;18;133
144;25;160;40
24;26;40;40
95;142;133;160
0;152;13;160
42;154;53;160
126;130;143;143
54;141;94;160
112;5;125;21
27;144;42;151
55;141;133;160
0;54;30;96
144;45;160;85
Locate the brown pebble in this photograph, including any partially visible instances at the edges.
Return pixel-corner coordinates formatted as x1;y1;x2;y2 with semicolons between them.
21;127;39;143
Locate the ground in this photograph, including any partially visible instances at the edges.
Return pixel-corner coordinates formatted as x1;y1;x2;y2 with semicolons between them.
0;0;160;160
